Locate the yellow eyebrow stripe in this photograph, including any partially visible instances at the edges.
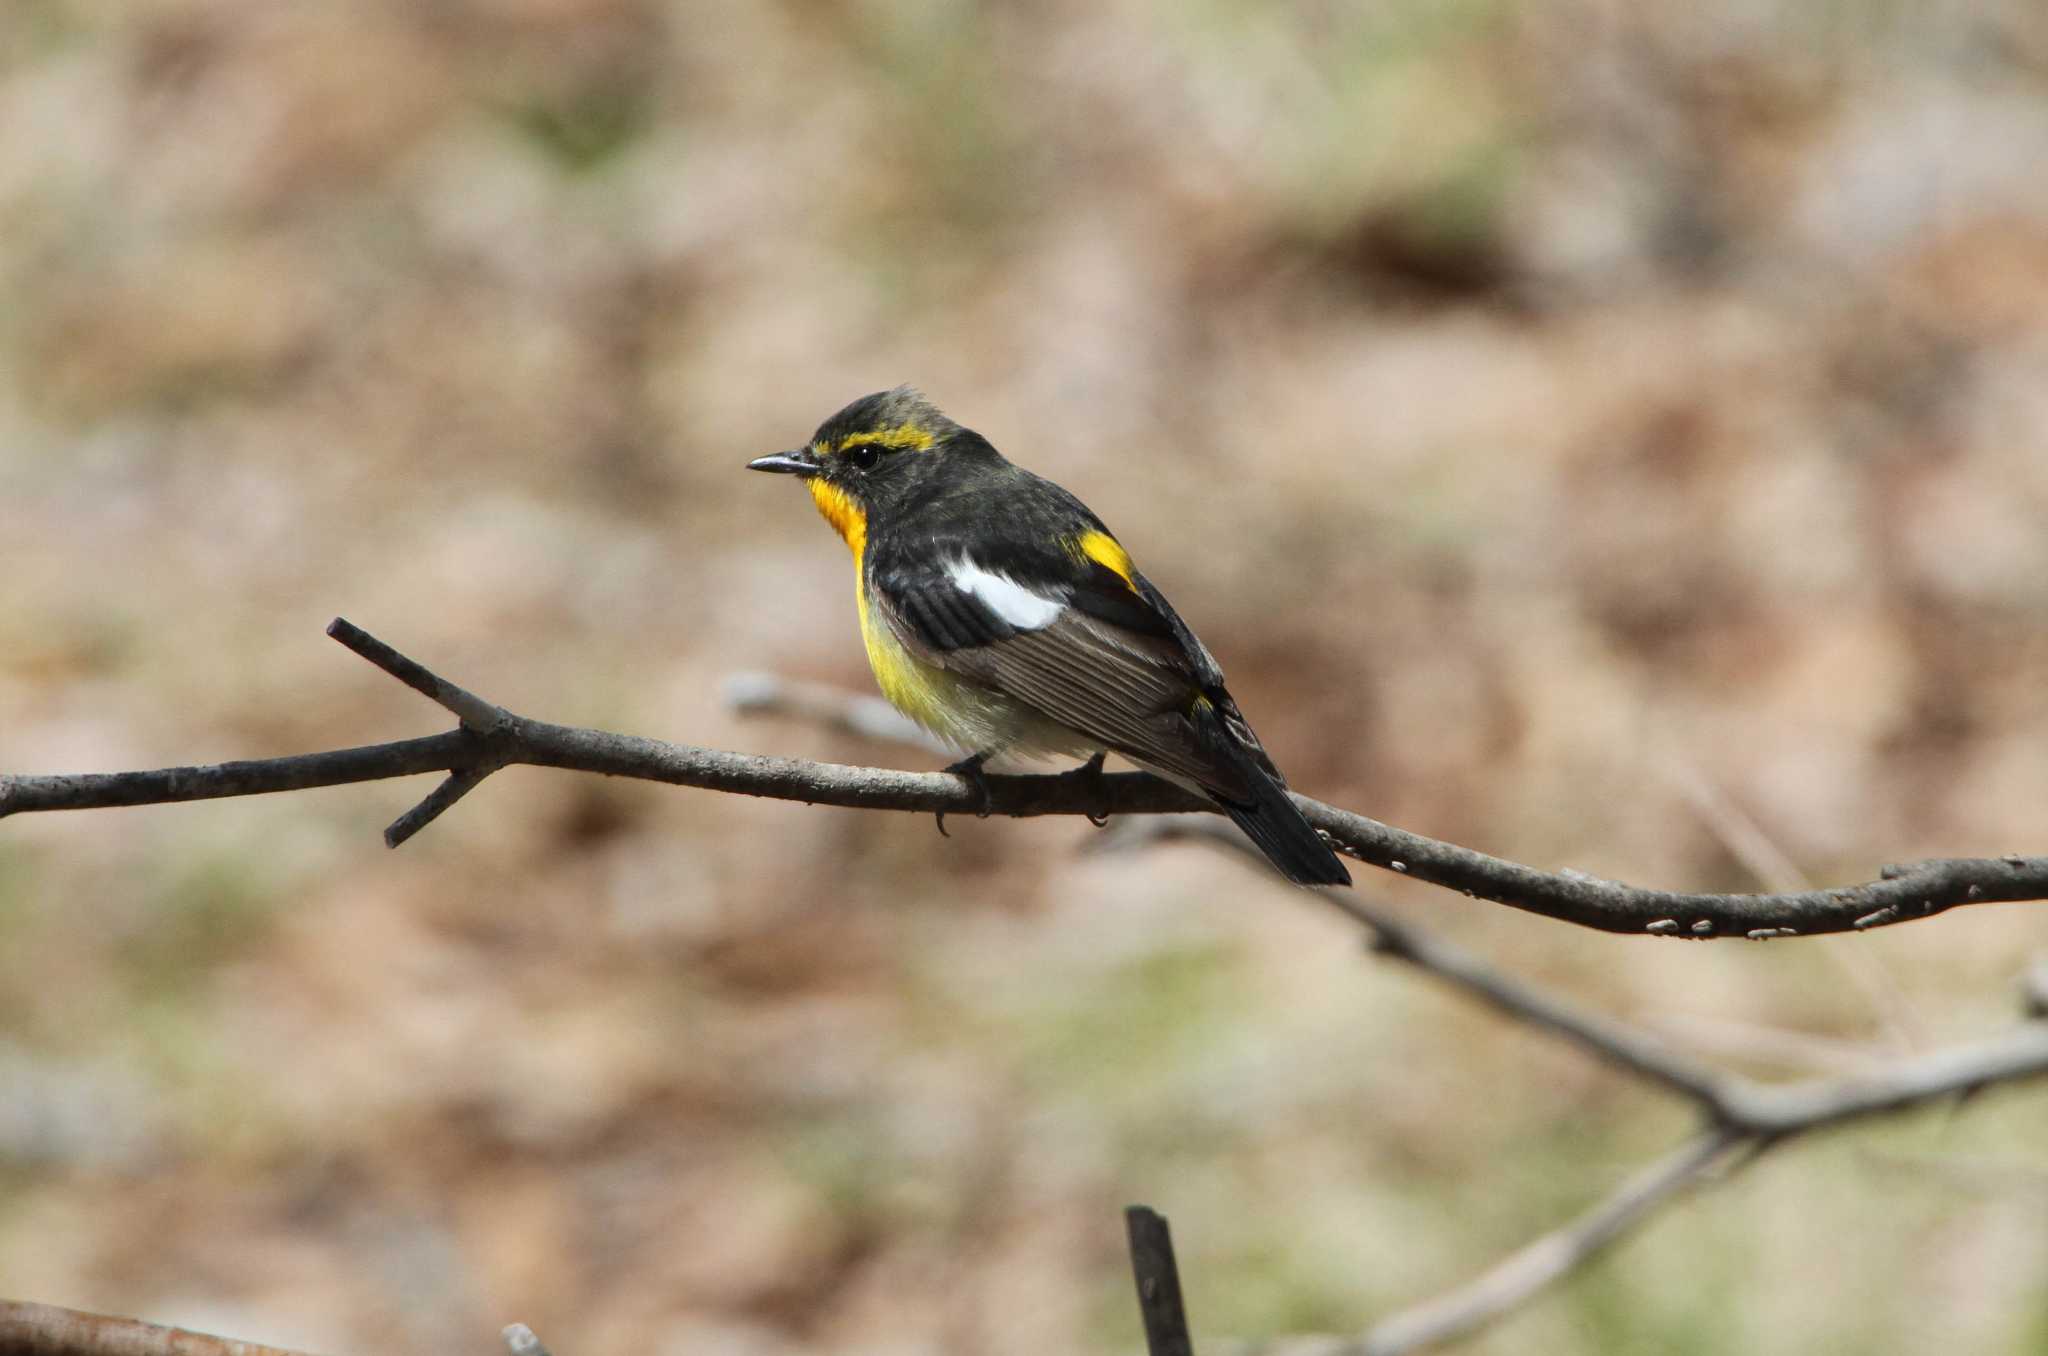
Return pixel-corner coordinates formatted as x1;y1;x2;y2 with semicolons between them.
1075;529;1139;593
816;423;936;455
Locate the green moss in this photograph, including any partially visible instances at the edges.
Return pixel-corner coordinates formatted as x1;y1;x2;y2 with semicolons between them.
2008;1296;2048;1356
778;1118;889;1221
1397;137;1517;251
500;83;654;174
1016;943;1243;1101
1563;1242;1746;1356
1202;1236;1369;1337
114;851;279;1005
0;0;84;66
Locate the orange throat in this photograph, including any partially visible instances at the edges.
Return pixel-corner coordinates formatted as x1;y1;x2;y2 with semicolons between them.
805;478;867;558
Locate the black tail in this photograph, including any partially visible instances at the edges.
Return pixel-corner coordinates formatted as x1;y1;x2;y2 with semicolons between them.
1211;764;1351;887
1175;691;1351;887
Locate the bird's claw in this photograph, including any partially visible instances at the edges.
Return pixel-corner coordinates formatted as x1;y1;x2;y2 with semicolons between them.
936;752;992;836
1076;751;1111;827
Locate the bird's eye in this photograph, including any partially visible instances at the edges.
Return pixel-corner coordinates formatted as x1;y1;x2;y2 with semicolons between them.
846;443;881;470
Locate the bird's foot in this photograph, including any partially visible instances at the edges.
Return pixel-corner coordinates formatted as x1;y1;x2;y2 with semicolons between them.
1074;751;1111;827
935;751;993;837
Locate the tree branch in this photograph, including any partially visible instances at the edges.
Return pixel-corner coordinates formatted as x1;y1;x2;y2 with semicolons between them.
1127;1206;1198;1356
1332;1018;2048;1356
0;1302;571;1356
11;627;2041;1354
1315;888;2048;1133
1;620;2043;940
1317;901;2048;1351
1087;819;2048;1351
0;1300;325;1356
1356;1131;1742;1356
1297;909;2048;1353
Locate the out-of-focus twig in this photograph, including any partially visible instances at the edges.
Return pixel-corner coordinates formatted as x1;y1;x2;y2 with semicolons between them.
723;671;949;754
1318;886;2048;1136
2022;955;2048;1021
1637;1013;1895;1076
1127;1206;1198;1356
501;1323;555;1356
0;1300;326;1356
0;1301;569;1356
1352;1131;1741;1356
1664;746;1923;1052
1094;815;2048;1353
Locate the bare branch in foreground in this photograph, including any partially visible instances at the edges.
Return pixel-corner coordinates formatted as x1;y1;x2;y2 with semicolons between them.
0;1302;570;1356
1127;1206;1198;1356
0;1300;325;1356
3;619;2045;942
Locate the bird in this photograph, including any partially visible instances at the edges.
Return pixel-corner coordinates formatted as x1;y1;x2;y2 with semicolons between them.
747;386;1350;887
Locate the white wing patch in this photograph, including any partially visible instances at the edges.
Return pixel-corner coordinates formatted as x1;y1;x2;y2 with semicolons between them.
947;557;1066;631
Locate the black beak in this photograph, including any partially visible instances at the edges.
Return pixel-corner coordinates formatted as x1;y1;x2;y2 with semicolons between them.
747;450;818;477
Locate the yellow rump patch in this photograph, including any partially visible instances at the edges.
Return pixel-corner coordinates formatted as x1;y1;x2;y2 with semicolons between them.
1074;529;1139;593
806;478;867;557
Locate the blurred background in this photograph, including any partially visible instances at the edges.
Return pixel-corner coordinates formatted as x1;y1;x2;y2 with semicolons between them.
5;1;2048;1352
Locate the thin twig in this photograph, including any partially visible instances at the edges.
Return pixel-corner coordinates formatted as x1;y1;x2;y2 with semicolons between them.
1637;1013;1896;1076
1329;919;2048;1350
326;617;506;731
1;620;2044;939
1315;888;1729;1104
501;1324;555;1356
2021;956;2048;1020
1665;746;1923;1052
1354;1131;1741;1356
723;671;948;754
1127;1206;1198;1356
0;1300;325;1356
385;765;493;848
1714;1026;2048;1134
1094;816;2048;1352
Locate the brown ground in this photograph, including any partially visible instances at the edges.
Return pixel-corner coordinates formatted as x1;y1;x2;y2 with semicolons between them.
4;3;2048;1353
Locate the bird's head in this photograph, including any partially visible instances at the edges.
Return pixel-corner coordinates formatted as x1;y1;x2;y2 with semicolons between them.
748;386;979;553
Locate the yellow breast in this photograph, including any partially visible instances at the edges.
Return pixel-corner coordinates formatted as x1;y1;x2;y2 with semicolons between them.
810;473;1090;758
857;573;968;735
808;474;965;739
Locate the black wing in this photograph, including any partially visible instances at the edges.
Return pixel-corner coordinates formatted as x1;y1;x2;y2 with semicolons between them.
868;533;1263;800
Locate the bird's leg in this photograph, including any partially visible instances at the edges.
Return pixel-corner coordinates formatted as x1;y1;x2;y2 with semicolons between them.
935;751;993;837
1073;751;1111;827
